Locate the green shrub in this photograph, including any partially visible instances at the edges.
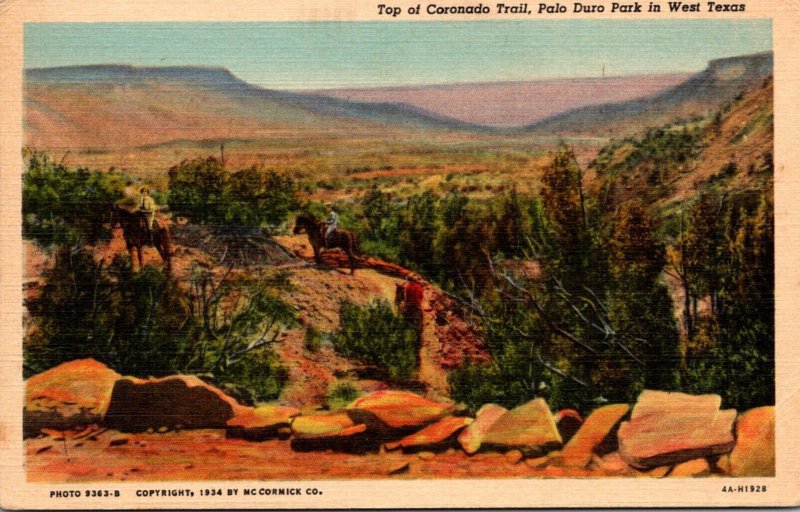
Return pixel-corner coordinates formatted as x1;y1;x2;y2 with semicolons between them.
24;249;194;377
326;380;361;410
331;300;418;380
168;156;299;231
22;150;126;247
25;249;295;401
303;326;323;353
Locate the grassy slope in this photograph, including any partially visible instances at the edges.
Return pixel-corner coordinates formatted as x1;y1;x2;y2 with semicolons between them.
585;77;773;215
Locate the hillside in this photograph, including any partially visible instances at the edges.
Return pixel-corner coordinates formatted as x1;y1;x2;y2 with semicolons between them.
25;65;483;150
525;52;773;137
585;76;773;212
306;74;690;128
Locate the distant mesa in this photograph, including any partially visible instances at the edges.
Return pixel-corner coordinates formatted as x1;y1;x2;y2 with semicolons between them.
23;51;773;149
523;51;773;136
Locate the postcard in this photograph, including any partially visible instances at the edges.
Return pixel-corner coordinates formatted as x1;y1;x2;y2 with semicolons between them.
0;0;798;508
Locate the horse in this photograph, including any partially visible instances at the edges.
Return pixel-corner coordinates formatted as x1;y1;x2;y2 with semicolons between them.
395;280;425;335
110;205;172;273
292;213;360;275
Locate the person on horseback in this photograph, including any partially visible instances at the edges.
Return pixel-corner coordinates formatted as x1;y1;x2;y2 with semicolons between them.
138;186;157;243
325;203;339;249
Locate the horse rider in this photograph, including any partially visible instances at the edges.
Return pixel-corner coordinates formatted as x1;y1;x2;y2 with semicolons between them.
138;186;157;243
325;203;339;248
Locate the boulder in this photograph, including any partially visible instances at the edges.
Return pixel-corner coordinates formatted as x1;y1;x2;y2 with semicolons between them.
385;416;472;452
618;390;736;469
668;458;711;477
291;411;360;437
24;359;121;437
457;403;508;455
226;405;301;441
290;411;374;453
559;404;630;468
480;398;562;456
103;375;245;432
347;390;457;429
729;406;775;476
553;409;583;445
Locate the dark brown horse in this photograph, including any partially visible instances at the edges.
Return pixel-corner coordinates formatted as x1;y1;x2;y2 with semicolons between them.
110;205;172;272
293;213;360;274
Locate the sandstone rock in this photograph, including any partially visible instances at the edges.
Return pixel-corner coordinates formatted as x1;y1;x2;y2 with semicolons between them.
388;462;410;475
553;409;583;444
646;466;671;478
347;390;457;429
729;406;775;477
504;449;524;464
290;411;374;453
417;451;435;461
385;416;472;452
618;391;736;469
291;411;359;437
24;359;121;437
595;452;635;476
457;403;508;455
669;458;711;477
226;405;302;441
481;398;562;456
560;404;630;468
103;375;244;432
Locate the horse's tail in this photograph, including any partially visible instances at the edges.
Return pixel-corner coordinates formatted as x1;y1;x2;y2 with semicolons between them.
351;232;361;255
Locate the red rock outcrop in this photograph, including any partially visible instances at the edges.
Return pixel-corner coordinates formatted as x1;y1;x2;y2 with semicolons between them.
347;390;458;429
458;403;508;455
103;375;246;432
385;416;472;452
729;406;775;476
618;390;736;469
24;359;121;437
480;398;562;457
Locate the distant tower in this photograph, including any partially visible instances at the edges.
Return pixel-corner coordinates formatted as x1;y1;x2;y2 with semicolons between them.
602;64;605;78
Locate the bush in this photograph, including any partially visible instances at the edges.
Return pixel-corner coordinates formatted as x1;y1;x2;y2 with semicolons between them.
25;249;295;401
168;156;299;231
331;300;418;380
22;150;126;247
24;249;194;377
303;326;323;353
326;380;361;410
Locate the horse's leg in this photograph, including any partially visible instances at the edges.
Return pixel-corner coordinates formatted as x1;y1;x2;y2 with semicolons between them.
312;243;321;265
345;242;356;275
136;244;144;269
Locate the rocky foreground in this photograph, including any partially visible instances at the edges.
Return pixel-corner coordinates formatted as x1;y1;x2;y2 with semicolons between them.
25;359;774;481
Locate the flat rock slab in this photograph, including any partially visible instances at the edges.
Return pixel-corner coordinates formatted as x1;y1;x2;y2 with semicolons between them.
290;411;374;453
618;390;736;469
25;359;122;437
385;416;472;452
729;406;775;476
560;404;630;468
226;405;301;441
103;375;244;432
481;398;562;456
348;390;457;429
291;411;359;437
458;403;508;455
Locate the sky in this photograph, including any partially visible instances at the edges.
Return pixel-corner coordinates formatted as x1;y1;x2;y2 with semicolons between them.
24;20;772;89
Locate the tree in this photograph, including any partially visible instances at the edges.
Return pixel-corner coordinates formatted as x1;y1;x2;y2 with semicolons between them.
168;156;299;230
606;200;680;392
23;150;125;247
